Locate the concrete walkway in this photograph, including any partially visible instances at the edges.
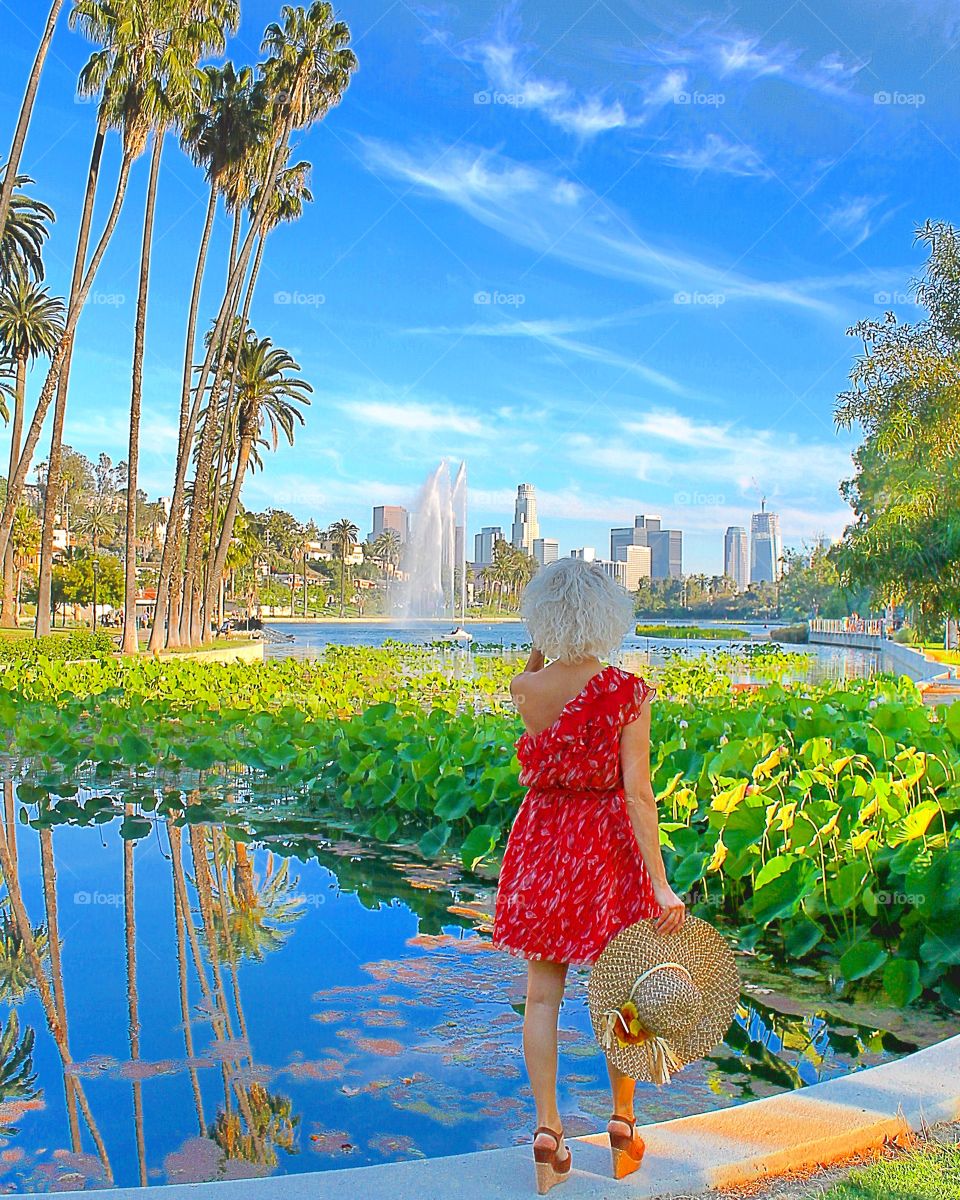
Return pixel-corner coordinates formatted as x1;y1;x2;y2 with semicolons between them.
18;1034;960;1200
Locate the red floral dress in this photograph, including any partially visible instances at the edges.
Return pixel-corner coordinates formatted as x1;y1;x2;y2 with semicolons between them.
492;664;661;966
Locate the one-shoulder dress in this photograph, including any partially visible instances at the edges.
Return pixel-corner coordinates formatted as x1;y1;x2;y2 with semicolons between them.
491;664;660;966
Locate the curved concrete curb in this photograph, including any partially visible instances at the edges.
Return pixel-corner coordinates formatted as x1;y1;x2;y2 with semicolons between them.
13;1033;960;1200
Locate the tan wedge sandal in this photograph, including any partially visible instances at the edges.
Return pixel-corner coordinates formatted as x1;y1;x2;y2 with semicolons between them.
607;1113;645;1180
532;1125;572;1194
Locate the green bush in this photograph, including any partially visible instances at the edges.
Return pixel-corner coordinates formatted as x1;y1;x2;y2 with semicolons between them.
635;623;751;640
770;623;809;643
0;629;116;664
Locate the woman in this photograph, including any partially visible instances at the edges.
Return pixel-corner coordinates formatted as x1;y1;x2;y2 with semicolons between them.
491;557;685;1192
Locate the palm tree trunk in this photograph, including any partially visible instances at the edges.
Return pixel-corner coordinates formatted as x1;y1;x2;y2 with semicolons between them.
39;827;81;1150
0;0;65;239
339;551;346;616
123;132;163;655
159;117;294;647
148;182;217;652
0;138;130;570
123;809;147;1186
169;823;205;1133
208;438;252;601
0;819;113;1181
202;233;265;628
0;355;26;627
34;115;109;636
227;206;240;282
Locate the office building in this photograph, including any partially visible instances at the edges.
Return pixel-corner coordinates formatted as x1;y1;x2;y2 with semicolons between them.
622;544;652;590
571;547;596;562
511;483;540;555
724;526;749;591
474;525;503;566
596;559;628;588
611;514;682;580
750;500;783;584
533;538;559;567
371;505;408;543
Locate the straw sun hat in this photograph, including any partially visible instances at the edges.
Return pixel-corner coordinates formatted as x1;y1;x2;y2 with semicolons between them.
587;916;740;1085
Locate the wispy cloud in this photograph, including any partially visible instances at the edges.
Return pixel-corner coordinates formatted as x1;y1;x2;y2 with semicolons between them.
404;309;695;397
634;21;869;102
361;139;847;318
460;10;635;138
660;133;773;179
822;194;898;250
339;398;489;437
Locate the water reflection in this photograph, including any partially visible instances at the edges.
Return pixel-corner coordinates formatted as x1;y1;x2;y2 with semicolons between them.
0;803;947;1191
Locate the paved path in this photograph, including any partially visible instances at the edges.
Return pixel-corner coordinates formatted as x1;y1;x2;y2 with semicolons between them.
18;1033;960;1200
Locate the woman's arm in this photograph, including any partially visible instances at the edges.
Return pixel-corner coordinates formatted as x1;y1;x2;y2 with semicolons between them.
621;699;686;936
509;646;545;703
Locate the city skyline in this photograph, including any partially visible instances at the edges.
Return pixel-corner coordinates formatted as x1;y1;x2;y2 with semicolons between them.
377;479;802;580
3;2;953;577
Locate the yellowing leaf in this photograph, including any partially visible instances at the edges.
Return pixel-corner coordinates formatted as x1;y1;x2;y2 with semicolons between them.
859;796;879;822
711;779;749;815
708;837;728;872
753;746;787;780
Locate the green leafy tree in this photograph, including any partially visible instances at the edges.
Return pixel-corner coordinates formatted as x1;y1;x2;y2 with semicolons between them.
832;220;960;638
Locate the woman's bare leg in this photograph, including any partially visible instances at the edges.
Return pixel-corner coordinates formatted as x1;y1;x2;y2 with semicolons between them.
607;1055;637;1125
523;958;570;1158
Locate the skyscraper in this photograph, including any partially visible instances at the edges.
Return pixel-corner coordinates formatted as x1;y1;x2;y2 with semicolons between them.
610;514;682;579
371;505;408;543
511;483;540;555
533;538;559;567
474;525;503;565
724;526;749;591
750;500;783;584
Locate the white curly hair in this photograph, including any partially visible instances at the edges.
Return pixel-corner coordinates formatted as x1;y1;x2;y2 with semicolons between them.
520;556;635;663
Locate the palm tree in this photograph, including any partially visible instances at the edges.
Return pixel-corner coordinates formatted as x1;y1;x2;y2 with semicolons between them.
0;279;63;625
29;0;151;635
0;173;56;287
207;335;311;617
328;517;358;616
119;0;239;656
0;2;66;242
149;64;268;651
164;2;356;649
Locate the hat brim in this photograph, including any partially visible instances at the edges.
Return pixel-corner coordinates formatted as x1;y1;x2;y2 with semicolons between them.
587;916;740;1083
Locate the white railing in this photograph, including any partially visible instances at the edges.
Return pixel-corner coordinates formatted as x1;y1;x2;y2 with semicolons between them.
810;616;885;637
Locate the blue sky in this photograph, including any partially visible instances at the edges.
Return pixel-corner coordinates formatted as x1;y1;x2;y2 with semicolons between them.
3;0;958;573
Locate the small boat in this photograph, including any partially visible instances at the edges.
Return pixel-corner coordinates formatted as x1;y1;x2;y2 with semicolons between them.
440;625;473;642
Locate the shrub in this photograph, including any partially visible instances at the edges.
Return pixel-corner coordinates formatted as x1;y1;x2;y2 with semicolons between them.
770;623;809;643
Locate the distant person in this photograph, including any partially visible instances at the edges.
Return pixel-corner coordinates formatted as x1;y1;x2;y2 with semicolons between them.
491;557;683;1187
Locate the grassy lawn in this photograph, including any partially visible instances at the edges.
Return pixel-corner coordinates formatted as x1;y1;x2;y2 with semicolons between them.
821;1140;960;1199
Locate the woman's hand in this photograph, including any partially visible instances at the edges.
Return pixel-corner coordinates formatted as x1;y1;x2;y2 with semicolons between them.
652;882;686;936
